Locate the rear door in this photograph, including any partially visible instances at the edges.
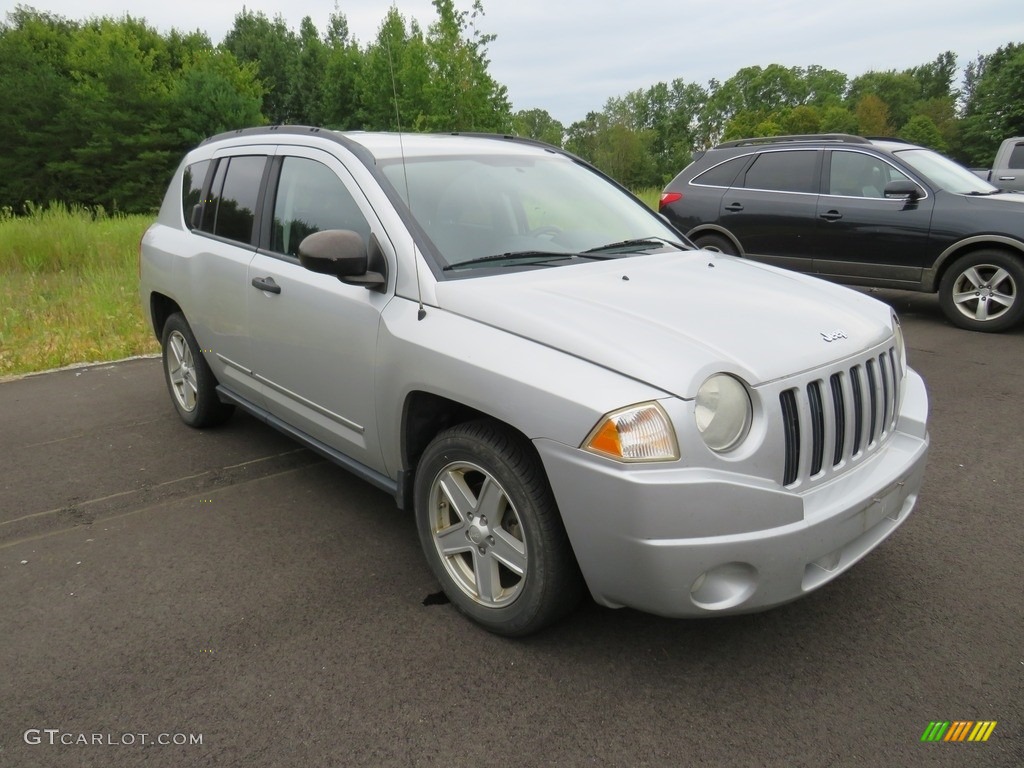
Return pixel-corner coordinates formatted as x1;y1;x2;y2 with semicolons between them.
185;150;272;406
719;148;822;271
246;146;394;474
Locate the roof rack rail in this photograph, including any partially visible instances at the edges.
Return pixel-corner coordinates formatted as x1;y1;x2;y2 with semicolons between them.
862;136;915;144
715;133;870;149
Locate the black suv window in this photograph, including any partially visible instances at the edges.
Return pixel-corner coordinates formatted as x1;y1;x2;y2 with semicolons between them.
270;157;370;257
693;155;751;188
828;150;908;198
742;150;818;194
199;156;267;244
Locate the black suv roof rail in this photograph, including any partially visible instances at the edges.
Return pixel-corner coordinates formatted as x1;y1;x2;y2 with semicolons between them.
862;136;916;145
715;133;871;149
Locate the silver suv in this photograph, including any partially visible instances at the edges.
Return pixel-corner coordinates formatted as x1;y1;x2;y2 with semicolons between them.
140;127;930;635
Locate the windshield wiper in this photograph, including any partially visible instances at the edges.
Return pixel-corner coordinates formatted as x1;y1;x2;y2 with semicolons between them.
443;251;577;271
582;237;688;254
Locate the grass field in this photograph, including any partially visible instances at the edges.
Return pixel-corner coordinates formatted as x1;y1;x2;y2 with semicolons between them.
1;192;667;377
0;204;159;377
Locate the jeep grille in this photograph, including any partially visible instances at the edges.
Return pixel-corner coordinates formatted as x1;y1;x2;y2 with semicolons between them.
780;347;901;487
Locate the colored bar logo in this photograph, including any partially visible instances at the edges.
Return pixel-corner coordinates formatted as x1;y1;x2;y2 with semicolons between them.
921;721;997;742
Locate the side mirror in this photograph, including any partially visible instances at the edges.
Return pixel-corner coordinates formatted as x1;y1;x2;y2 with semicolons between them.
298;230;386;291
884;180;924;201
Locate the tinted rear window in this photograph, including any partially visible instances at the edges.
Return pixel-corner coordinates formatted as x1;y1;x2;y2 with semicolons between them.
181;160;210;229
693;155;751;187
742;150;818;194
199;156;267;245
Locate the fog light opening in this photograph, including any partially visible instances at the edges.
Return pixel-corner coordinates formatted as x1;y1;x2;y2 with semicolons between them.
689;562;759;610
812;549;843;573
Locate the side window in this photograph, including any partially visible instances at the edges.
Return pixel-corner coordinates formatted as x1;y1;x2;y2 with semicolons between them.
181;160;210;229
271;157;371;257
198;155;267;245
693;155;752;188
828;151;909;198
1007;143;1024;169
742;150;818;193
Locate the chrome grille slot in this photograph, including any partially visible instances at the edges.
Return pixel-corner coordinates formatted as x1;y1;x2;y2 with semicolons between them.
779;346;902;487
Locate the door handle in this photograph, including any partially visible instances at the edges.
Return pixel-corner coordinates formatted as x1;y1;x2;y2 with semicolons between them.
251;276;281;294
998;175;1016;181
819;210;843;221
723;202;744;212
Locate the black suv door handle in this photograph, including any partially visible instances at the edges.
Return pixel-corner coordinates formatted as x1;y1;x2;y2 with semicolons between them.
819;210;843;221
251;276;281;294
723;202;744;212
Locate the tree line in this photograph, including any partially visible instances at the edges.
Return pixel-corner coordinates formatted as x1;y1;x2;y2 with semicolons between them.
2;3;1022;213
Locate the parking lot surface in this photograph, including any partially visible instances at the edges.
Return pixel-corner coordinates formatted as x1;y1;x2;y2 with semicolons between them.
1;291;1022;767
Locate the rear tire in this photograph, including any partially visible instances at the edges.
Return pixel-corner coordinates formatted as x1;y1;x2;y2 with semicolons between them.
414;420;583;636
161;313;234;427
938;250;1024;332
693;233;738;255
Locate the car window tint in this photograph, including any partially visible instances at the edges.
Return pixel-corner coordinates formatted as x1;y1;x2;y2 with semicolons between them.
181;160;210;230
271;157;371;257
742;150;817;193
693;155;751;187
199;156;266;244
828;151;909;198
1008;143;1024;169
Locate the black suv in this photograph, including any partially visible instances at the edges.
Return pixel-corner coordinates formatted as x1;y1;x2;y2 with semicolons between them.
660;134;1024;332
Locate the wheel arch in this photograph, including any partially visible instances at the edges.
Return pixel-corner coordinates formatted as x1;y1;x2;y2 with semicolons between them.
927;236;1024;291
149;292;183;342
687;225;744;255
396;391;538;511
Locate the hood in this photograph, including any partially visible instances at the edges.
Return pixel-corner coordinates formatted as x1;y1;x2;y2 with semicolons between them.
434;251;893;398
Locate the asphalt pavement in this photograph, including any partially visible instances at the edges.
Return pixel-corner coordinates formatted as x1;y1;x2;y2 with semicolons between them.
1;290;1022;767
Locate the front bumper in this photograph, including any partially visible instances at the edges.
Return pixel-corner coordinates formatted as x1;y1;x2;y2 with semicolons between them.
535;370;929;617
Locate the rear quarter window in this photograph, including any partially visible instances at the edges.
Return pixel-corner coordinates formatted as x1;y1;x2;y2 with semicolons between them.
181;160;210;230
692;155;752;187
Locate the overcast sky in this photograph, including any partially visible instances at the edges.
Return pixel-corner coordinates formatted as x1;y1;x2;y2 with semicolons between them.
7;1;1024;124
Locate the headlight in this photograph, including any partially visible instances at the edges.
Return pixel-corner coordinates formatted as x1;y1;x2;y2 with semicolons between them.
892;313;908;377
695;374;752;452
583;402;679;462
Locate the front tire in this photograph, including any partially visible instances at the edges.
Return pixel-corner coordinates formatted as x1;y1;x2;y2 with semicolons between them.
161;313;234;427
414;421;582;636
938;251;1024;332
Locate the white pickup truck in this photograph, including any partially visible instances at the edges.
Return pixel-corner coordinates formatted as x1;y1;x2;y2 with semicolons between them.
973;137;1024;191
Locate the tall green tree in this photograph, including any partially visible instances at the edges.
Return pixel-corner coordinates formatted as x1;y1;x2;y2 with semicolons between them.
320;10;362;129
221;10;298;123
170;48;265;147
513;108;565;146
48;16;177;211
421;0;511;132
0;8;77;208
957;43;1024;165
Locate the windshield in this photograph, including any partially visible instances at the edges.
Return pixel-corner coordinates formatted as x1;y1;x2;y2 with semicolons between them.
894;148;998;195
379;152;685;269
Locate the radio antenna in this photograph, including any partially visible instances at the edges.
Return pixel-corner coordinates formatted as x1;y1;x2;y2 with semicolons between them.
387;41;426;321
